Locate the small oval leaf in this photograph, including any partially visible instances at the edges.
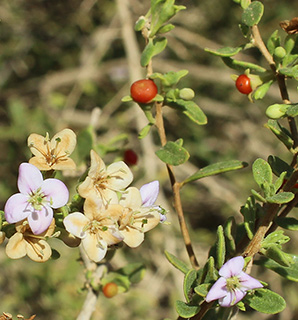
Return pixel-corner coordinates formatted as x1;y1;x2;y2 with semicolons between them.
244;288;286;314
242;1;264;27
156;141;190;166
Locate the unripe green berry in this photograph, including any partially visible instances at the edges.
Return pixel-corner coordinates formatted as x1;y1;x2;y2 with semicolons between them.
179;88;195;100
273;46;286;60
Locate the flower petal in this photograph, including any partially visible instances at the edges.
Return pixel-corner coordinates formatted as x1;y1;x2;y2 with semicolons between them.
29;157;52;171
119;187;143;209
18;163;43;194
82;233;107;262
106;161;133;190
28;205;54;235
121;227;145;248
88;149;106;178
219;256;244;278
140;180;159;207
52;158;76;171
219;289;246;307
239;271;263;290
26;239;52;262
4;193;31;223
133;208;161;232
41;178;69;208
205;277;228;303
63;212;89;238
50;128;76;156
5;232;27;259
27;133;48;157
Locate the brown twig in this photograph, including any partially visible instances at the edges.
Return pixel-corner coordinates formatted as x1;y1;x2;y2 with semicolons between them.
155;102;199;269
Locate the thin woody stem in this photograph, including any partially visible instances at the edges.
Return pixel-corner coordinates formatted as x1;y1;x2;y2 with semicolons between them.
155;101;199;269
242;24;298;258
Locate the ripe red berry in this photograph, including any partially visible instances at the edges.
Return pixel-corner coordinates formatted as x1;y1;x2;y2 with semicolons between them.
102;282;118;298
130;79;158;104
235;74;253;94
124;149;138;166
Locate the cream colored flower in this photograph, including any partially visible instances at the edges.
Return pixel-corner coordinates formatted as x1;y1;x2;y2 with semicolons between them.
78;150;133;205
28;128;76;171
118;187;160;248
6;219;55;262
63;196;124;262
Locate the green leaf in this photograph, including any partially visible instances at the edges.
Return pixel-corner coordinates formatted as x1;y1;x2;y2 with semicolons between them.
262;244;294;267
266;191;294;204
117;263;146;284
194;283;210;297
268;155;293;179
256;255;298;281
138;123;153;139
276;217;298;230
150;0;185;37
202;256;218;283
183;160;247;185
266;30;281;55
151;70;189;87
156;140;190;166
204;46;243;57
121;95;133;102
240;196;257;240
167;99;207;125
251;189;267;203
279;65;298;79
184;269;197;302
141;37;168;67
241;1;264;27
134;17;146;31
175;300;200;318
286;103;298;117
265;120;294;150
221;57;267;73
164;251;189;274
215;225;226;269
157;23;176;34
223;217;236;255
252;158;272;188
252;80;274;100
262;230;290;248
244;288;286;314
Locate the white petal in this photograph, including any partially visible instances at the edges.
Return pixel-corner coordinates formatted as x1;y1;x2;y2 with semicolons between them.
219;256;244;278
4;193;31;223
106;161;133;190
18;163;43;194
82;233;107;262
121;227;144;248
140;180;159;207
28;205;53;235
119;187;142;208
205;277;227;302
63;212;89;238
41;178;69;208
239;271;263;290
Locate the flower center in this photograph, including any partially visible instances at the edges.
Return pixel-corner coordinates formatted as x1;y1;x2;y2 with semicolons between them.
28;188;50;211
226;276;241;292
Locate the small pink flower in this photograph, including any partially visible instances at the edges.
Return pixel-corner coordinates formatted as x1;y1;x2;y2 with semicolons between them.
205;256;263;307
4;163;69;235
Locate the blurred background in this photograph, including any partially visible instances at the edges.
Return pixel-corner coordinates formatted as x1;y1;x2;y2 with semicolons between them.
1;0;298;319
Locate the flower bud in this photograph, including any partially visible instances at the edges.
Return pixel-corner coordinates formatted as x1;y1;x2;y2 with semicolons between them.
274;46;287;60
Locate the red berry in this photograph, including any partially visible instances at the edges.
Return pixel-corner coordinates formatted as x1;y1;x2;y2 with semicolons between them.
102;282;118;298
124;149;138;166
235;74;253;94
130;79;158;104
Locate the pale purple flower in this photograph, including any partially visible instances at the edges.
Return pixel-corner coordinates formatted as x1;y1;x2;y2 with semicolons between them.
205;256;263;307
4;163;69;235
140;180;166;222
